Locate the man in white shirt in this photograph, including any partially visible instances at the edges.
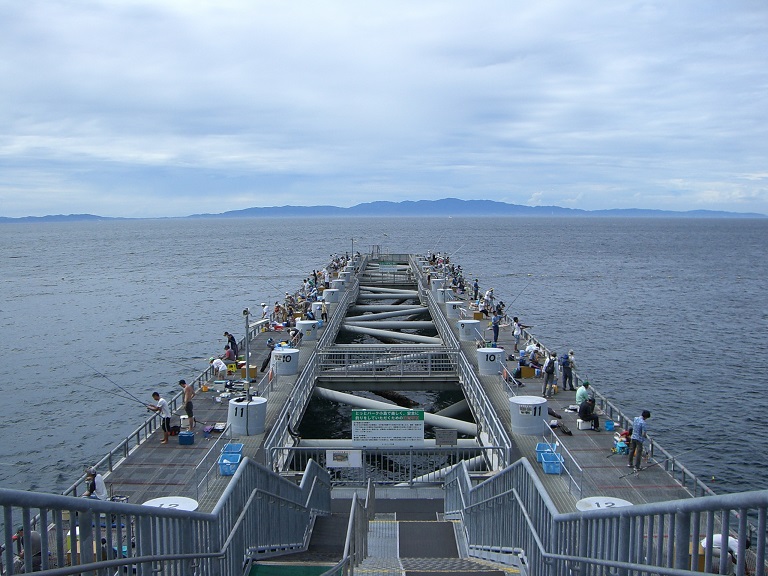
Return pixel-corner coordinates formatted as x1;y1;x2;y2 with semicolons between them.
148;391;172;444
210;357;228;379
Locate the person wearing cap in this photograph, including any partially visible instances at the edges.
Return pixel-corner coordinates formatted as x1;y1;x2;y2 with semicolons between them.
148;392;172;443
261;303;269;319
223;332;238;359
179;379;195;430
210;357;227;379
542;352;559;398
560;349;576;391
576;381;593;404
83;466;108;500
627;410;651;471
260;338;276;372
14;527;42;572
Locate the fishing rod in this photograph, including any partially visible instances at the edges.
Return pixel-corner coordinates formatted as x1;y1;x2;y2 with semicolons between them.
506;276;535;308
167;358;204;372
448;244;465;258
618;445;705;478
80;358;148;406
429;234;444;255
77;380;149;408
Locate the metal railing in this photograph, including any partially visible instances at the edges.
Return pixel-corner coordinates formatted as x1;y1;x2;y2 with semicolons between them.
262;351;321;472
445;459;768;576
317;345;456;377
319;480;376;576
317;276;360;349
0;458;331;576
270;446;503;486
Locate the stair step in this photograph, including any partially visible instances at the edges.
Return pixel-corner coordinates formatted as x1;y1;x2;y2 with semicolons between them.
399;521;458;558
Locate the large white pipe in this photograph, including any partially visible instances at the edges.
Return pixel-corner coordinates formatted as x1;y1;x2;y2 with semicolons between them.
346;308;427;321
359;286;419;295
349;305;428;312
396;455;487;486
314;387;477;436
343;321;435;329
435;399;470;419
357;293;420;300
341;324;442;344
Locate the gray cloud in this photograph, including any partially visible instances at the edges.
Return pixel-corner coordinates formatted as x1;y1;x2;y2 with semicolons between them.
1;0;766;217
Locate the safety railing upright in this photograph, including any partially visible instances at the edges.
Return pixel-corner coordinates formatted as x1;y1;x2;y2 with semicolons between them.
317;345;456;378
262;350;320;472
270;445;504;486
445;458;768;576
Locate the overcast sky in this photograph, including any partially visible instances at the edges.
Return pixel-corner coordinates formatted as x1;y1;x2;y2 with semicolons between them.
1;1;766;218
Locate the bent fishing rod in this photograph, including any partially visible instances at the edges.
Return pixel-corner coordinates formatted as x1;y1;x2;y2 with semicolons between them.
80;358;148;406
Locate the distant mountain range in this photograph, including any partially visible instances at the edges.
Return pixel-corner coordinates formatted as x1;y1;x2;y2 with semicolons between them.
1;198;765;222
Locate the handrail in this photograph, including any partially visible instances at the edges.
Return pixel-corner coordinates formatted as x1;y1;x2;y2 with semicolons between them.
1;457;331;576
445;459;768;576
319;478;375;576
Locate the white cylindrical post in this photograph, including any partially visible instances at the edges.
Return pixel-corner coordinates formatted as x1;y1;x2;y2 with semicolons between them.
477;347;505;375
509;396;548;435
296;320;318;341
446;301;463;319
457;319;481;342
227;397;267;435
273;347;300;375
323;289;339;302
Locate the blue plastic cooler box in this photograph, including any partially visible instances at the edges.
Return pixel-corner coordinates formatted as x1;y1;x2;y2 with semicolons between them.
178;431;194;445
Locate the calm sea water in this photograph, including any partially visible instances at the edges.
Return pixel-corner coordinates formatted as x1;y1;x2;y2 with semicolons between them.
1;217;766;495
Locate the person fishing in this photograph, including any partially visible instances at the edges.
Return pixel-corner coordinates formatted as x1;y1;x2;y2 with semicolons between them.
627;410;651;472
82;466;108;500
147;391;172;444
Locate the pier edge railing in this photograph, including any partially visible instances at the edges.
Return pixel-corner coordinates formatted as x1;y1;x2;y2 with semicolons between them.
1;458;331;576
444;459;768;576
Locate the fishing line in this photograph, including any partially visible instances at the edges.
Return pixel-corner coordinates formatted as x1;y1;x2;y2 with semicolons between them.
77;380;149;407
80;358;147;406
506;277;535;308
618;445;706;478
449;244;465;258
167;358;203;372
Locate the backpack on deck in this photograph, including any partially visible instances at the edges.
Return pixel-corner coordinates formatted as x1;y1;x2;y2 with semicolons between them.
560;354;570;369
545;359;555;374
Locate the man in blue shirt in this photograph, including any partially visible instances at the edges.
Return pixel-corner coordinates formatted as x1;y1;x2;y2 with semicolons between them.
627;410;651;471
